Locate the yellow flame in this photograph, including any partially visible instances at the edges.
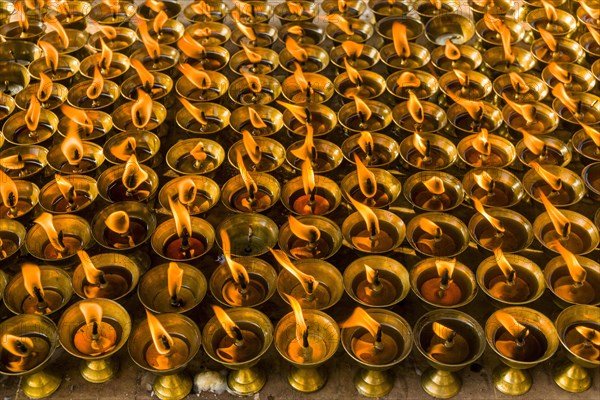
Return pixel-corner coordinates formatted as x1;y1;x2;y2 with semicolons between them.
241;42;262;64
541;0;558;23
419;217;443;237
0;171;19;209
552;83;578;115
221;230;250;286
25;96;41;132
34;213;65;252
168;196;192;239
392;21;410;57
493;247;515;280
242;130;262;165
342;41;364;58
444;40;461;61
45;15;69;49
105;211;130;234
60;104;94;133
326;14;353;36
352;95;372;122
167;262;183;299
472;128;491;156
423;176;445;195
581;123;600;147
153;10;168;34
284;293;308;345
509;72;530;94
288;215;320;243
354;154;377;199
212;305;240;340
138;20;160;60
98;37;113;71
77;250;103;285
496;311;529;340
270;248;318;294
178;63;211;90
408;92;425;124
22;263;44;300
248;107;267;129
530;161;562;191
132;59;155;90
432;322;455;341
122;154;149;191
241;72;262;94
55;174;74;202
538;190;571;236
348;194;380;237
237;149;258;198
285;37;308;63
131;90;153;129
472;197;505;232
547;62;572;84
539;27;557;52
502;94;536;125
146;309;174;355
397;71;421;88
473;170;494;192
551;241;586;283
339;307;381;340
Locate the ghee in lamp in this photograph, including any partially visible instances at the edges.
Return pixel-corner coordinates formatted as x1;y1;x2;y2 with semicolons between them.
469;170;511;207
285;295;328;364
552;241;595;304
349;154;390;207
107;155;153;202
231;151;273;212
292;160;330;215
472;198;520;252
348;196;393;252
287;216;331;259
354;265;399;306
213;306;261;363
420;260;462;307
103;211;147;249
145;311;189;370
341;308;398;365
426;322;469;364
34;213;82;260
51;175;93;212
529;162;572;205
0;334;50;373
563;325;600;361
494;312;544;362
0;171;32;218
413;176;455;210
20;264;64;315
73;303;117;357
414;218;457;257
165;198;205;260
488;248;531;303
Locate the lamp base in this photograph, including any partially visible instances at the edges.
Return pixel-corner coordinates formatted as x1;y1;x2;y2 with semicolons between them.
228;367;266;396
354;368;394;397
22;370;61;399
80;357;119;383
553;361;591;393
421;368;462;399
153;373;193;400
288;365;327;393
492;365;532;396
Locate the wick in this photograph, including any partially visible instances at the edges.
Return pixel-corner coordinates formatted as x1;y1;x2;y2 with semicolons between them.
16;340;28;355
9;49;17;63
3;80;10;94
439;269;450;291
7;192;17;216
487;179;496;195
238;273;248;292
308;186;317;213
57;230;65;249
160;335;172;352
561;221;570;238
371;269;382;293
144;81;153;93
515;327;529;347
369;221;378;245
33;286;46;304
233;326;244;344
170;293;183;307
374;326;384;351
444;331;457;348
507;269;516;285
180;227;191;254
245;226;253;254
305;108;312;123
423;139;431;161
97;271;107;286
302;327;310;348
91;321;99;340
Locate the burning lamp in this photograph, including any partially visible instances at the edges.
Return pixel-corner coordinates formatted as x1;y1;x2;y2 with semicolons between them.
380;21;431;71
0;171;40;220
515;131;571;167
447;99;503;136
413;310;486;398
457;129;516;169
280;102;337;138
0;41;41;66
275;297;339;393
230;105;283;137
231;22;278;49
158;175;221;216
228;73;281;105
386;69;439;101
553;305;600;393
413;0;458;22
3;264;73;317
89;1;136;26
275;1;317;23
0;145;48;181
344;308;412;397
2;100;58;146
215;214;278;257
330;41;380;71
47;130;105;175
184;21;231;47
103;130;160;166
541;62;596;93
39;174;98;214
0;2;45;42
176;66;228;102
136;0;181;21
0;219;26;265
139;262;207;314
221;167;281;213
281;65;334;104
0;314;61;398
572;124;600;163
15;75;67;112
182;1;228;23
57;299;131;383
165;138;225;176
338;97;393;133
230;45;280;76
403;171;464;212
485;308;559;396
399;132;457;171
0;61;29;97
325;15;374;44
477;250;546;306
202;307;273;396
286;138;344;174
342;131;400;168
462;167;524;208
279;22;325;46
393;93;448;135
129;311;201;400
281;162;341;216
88;26;137;55
279;37;330;73
343;256;410;308
475;17;525;51
406;213;470;258
278;215;343;260
552;84;600;127
493;72;549;103
96;156;160;203
121;62;173;103
522;164;585;207
340;157;401;208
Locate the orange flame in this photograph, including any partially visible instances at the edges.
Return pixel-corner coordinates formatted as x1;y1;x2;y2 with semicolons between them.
176;178;196;206
342;41;364;58
234;16;257;41
472;129;491;156
36;72;53;103
575;326;600;346
358;131;373;155
454;69;469;87
365;265;377;285
392;22;410;58
277;100;308;124
105;211;129;234
39;41;59;72
509;72;530;94
34;213;65;252
530;161;562;191
61;127;84;166
436;259;456;280
123;154;149;191
352;95;372;122
551;241;587;283
493;247;515;280
423;176;445;195
348;194;380;237
78;250;103;285
581;123;600;147
354;154;377;199
138;20;160;60
430;0;442;9
60;104;94;134
580;0;600;20
22;263;44;300
287;25;304;36
45;15;69;49
339;307;381;340
432;322;455;341
539;27;557;52
98;37;113;71
15;0;29;32
444;40;461;61
146;309;174;355
179;98;208;125
496;311;529;340
344;57;362;86
338;0;348;12
472;197;505;232
547;62;571;84
145;0;165;13
153;10;169;34
542;0;558;23
191;1;212;17
248;107;267;129
132;59;155;90
484;13;505;32
538;190;571;236
502;94;536;125
1;334;34;360
241;130;262;165
190;142;207;162
241;43;262;64
131;89;153;129
397;71;421;88
408;92;424;124
85;66;104;101
167;262;183;299
0;170;19;208
301;159;315;196
25;96;41;132
552;83;578;115
586;24;600;45
168;196;192;239
89;21;117;40
285;37;308;63
233;151;257;201
521;130;546;155
419;217;443;237
102;0;120;14
452;96;484;121
284;293;308;345
287;2;305;16
326;14;353;36
221;230;250;287
293;62;311;95
288;215;320;243
499;25;515;63
212;305;241;341
242;72;262;94
178;32;206;59
413;132;428;157
473;170;494;192
270;248;318;295
55;174;74;202
290;126;315;161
